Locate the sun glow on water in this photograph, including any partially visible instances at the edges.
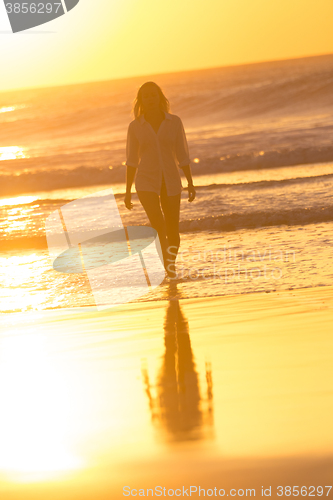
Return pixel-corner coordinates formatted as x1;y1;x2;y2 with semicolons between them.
0;106;15;113
0;331;82;481
0;312;158;486
0;196;38;207
0;105;26;114
0;146;28;161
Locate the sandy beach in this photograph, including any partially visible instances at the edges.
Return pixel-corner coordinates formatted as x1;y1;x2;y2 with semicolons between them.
1;284;332;499
2;1;333;498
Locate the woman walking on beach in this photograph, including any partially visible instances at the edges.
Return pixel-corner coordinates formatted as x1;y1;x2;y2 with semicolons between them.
124;82;196;278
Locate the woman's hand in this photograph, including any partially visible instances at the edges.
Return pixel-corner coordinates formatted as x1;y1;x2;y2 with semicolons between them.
124;192;133;210
187;184;196;202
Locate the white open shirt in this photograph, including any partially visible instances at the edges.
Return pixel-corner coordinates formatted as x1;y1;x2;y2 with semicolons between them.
126;112;190;196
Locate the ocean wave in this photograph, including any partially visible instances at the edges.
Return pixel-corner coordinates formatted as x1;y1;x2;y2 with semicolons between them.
0;165;125;196
3;205;333;250
200;172;333;190
1;146;333;196
189;146;333;176
3;56;332;134
215;70;333;119
179;206;333;232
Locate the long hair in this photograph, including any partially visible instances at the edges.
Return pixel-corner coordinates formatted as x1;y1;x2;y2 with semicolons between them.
132;82;170;119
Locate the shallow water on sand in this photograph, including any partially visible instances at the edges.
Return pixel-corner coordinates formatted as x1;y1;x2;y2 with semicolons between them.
0;290;332;497
1;221;333;313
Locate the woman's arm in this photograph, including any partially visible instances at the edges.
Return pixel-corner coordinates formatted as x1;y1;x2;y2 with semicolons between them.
181;164;194;186
124;165;136;210
181;164;196;202
124;122;139;210
175;118;196;202
126;165;136;194
175;118;190;169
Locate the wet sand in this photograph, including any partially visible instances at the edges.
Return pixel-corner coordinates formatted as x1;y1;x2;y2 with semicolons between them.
0;285;333;499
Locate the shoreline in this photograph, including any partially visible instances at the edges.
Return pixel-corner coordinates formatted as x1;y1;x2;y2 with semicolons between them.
0;284;332;497
1;282;333;316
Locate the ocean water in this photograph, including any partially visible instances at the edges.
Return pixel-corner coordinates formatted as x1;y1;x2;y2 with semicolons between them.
1;54;333;313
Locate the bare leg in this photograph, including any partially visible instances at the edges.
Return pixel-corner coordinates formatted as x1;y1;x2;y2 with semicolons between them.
160;176;181;277
136;189;169;273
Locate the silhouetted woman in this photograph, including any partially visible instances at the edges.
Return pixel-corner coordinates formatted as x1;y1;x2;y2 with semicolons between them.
124;82;196;278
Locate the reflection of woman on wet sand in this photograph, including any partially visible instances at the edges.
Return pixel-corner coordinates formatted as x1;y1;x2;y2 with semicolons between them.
124;82;196;279
142;299;213;441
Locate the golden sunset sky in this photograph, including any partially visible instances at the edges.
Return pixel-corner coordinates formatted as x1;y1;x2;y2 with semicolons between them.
0;0;332;92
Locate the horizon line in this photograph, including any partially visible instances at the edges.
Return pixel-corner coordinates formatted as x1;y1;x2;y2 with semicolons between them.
1;51;333;95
